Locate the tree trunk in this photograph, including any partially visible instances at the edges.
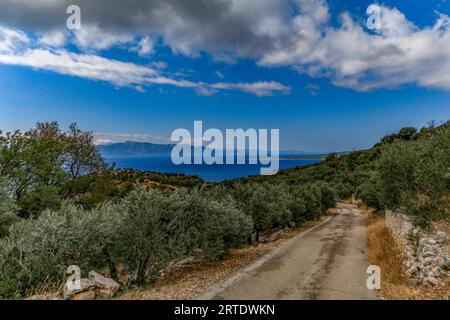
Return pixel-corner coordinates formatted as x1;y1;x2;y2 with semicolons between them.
135;256;150;286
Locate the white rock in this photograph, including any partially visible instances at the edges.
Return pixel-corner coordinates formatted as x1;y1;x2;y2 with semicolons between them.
88;271;119;300
406;266;418;276
422;251;436;258
425;276;438;286
435;231;448;244
63;278;96;299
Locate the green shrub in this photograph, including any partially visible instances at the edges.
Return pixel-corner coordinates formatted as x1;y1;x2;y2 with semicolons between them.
355;173;383;211
286;186;307;223
167;188;252;260
111;189;184;285
0;202;121;298
111;188;253;285
230;183;293;240
333;181;354;199
375;124;449;221
0;185;18;239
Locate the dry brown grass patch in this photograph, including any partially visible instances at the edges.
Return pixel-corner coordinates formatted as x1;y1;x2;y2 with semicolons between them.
362;204;450;300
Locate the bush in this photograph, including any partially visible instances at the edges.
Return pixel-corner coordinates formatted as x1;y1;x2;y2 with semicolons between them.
167;188;252;260
333;181;354;200
375;125;450;221
297;184;324;221
356;173;383;212
376;141;419;210
286;186;307;223
110;188;253;285
230;183;293;240
0;202;121;298
111;189;185;285
0;185;18;239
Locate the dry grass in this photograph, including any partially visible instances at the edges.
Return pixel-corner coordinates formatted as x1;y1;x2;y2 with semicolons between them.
362;204;450;300
364;207;413;299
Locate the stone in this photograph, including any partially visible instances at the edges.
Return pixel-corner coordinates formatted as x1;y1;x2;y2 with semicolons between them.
172;256;195;269
441;257;450;270
71;291;96;300
422;265;433;273
27;293;62;300
422;257;436;266
406;266;418;276
422;251;436;258
435;231;448;244
433;267;446;278
88;271;119;300
63;278;96;299
408;279;420;286
261;230;284;243
289;221;296;228
425;276;438;286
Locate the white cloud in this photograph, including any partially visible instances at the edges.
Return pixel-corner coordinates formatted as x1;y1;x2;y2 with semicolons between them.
259;3;450;92
215;71;225;79
1;1;450;92
211;81;291;97
149;61;168;69
0;25;29;53
0;25;289;96
135;36;155;57
39;30;66;47
74;24;134;51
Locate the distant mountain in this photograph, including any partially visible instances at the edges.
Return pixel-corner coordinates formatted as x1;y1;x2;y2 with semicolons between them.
98;141;330;158
98;141;173;157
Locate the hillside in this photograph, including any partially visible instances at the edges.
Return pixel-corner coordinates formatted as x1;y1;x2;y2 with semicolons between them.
0;120;448;300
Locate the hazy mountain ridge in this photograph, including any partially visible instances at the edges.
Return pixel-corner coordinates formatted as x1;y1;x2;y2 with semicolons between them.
98;141;174;157
98;141;325;158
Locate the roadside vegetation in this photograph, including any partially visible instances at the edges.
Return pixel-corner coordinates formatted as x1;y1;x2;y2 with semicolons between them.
0;120;448;299
0;122;335;299
249;121;450;225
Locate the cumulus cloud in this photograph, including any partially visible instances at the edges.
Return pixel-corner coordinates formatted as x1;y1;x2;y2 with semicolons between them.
0;25;29;53
258;3;450;91
0;25;290;95
74;24;134;51
211;81;291;97
134;37;155;57
0;0;449;92
312;8;450;91
39;30;66;47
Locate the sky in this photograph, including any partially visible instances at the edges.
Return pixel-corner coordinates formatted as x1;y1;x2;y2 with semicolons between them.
0;0;449;152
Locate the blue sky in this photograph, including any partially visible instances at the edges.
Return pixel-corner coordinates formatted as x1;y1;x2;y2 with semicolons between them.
0;0;449;152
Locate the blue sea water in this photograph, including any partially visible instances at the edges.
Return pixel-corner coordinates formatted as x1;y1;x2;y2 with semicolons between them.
104;155;323;182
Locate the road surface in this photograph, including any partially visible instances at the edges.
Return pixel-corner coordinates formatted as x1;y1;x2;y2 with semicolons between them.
213;204;375;300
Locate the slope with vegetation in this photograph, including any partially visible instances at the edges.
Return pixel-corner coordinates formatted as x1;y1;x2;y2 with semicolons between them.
0;120;448;299
0;122;336;299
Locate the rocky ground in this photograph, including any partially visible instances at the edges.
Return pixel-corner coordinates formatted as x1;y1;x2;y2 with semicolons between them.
405;232;450;286
367;205;450;300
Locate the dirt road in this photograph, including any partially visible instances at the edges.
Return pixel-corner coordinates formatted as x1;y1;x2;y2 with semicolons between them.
209;204;375;300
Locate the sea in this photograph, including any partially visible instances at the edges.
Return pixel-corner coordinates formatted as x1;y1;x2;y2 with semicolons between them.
104;155;323;182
